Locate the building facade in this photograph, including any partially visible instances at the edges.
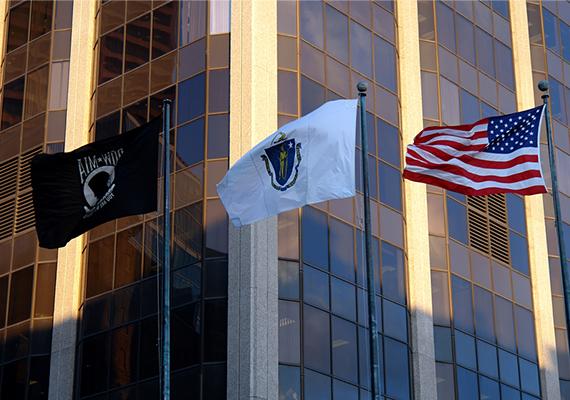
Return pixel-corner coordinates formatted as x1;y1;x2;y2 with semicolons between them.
0;1;568;399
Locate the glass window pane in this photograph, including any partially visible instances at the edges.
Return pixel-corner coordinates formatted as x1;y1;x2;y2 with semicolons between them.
333;380;358;400
152;2;178;58
301;76;326;116
304;265;329;310
434;326;452;362
456;14;475;64
115;226;142;287
125;13;150;71
279;300;300;364
447;198;468;244
383;299;407;342
436;362;455;399
180;1;206;45
304;369;331;400
8;266;33;325
2;77;25;130
329;219;354;281
428;194;446;237
209;0;230;34
178;73;205;124
304;305;331;373
495;296;516;352
279;365;301;400
176;118;204;168
479;376;500;400
437;3;455;52
350;21;372;78
331;278;356;321
510;232;529;275
278;260;299;300
7;2;30;52
110;323;138;388
80;333;109;396
493;262;512;299
475;27;495;78
455;330;476;369
34;262;56;318
99;27;124;84
477;339;499;378
374;36;397;92
325;5;348;63
498;349;519;387
514;306;537;361
172;263;201;305
302;206;328;269
377;119;400;167
331;317;358;383
300;1;324;49
381;241;405;304
449;240;469;278
209;69;229;112
452;276;474;333
384;337;410;399
378;162;401;211
474;286;495;342
431;271;451;326
457;367;478;400
203;300;227;362
544;8;559;52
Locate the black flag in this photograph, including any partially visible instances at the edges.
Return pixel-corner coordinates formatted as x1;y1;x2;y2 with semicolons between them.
31;119;161;248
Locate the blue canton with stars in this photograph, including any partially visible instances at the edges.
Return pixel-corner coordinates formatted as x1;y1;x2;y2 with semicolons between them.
484;105;544;154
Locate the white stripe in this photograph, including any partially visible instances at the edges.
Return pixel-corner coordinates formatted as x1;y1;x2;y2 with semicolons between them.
421;135;488;147
418;122;488;139
408;146;541;177
404;164;546;190
409;143;540;162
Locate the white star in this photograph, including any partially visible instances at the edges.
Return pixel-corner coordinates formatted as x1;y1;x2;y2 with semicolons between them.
530;140;533;144
518;116;522;120
510;147;514;150
501;147;504;150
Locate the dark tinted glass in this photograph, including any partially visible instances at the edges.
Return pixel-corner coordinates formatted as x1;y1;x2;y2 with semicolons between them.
382;299;407;342
495;296;516;351
202;364;226;400
0;276;7;328
208;69;230;112
454;330;476;369
506;194;526;235
203;300;227;362
304;369;331;400
498;349;519;387
300;1;323;48
302;207;328;269
95;111;121;140
301;76;326;116
111;285;139;327
304;304;330;373
331;317;358;383
125;13;150;71
333;380;358;400
2;77;25;130
303;265;329;310
374;36;397;92
436;2;455;52
1;359;27;399
30;0;53;40
330;219;354;281
152;2;178;58
479;376;500;400
80;333;109;396
207;114;229;159
456;367;478;400
519;358;540;396
139;317;158;379
8;266;33;324
384;337;410;399
279;300;300;364
177;74;206;124
115;226;143;287
451;276;474;333
460;89;480;123
377;119;400;167
543;9;559;51
378;162;401;210
28;355;50;398
172;303;201;369
86;236;115;298
325;5;348;63
331;278;356;321
474;286;495;342
447;198;468;244
7;2;30;52
279;365;301;400
176;118;204;168
110;324;138;388
381;241;405;303
204;259;227;298
350;21;372;77
509;232;529;275
278;260;299;300
434;326;452;362
99;27;124;84
173;203;203;267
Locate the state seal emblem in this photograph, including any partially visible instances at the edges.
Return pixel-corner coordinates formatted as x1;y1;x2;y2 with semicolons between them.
261;131;302;191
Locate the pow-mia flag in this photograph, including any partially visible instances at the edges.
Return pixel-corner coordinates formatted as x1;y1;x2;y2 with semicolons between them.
217;99;357;227
31;119;160;248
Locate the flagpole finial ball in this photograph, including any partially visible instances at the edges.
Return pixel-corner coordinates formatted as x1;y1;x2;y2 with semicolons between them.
538;80;549;92
357;82;368;93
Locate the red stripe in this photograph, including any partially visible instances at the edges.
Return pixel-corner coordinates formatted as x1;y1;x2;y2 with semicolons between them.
418;129;488;145
402;170;547;196
404;157;543;183
409;145;539;169
419;119;489;135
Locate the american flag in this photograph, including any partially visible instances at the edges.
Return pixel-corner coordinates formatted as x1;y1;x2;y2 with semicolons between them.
403;105;547;196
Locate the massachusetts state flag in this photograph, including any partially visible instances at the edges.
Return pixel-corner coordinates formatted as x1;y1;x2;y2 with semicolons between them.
403;106;547;196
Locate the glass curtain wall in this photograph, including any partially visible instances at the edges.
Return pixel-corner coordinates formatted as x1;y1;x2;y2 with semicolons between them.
276;2;412;399
0;0;72;398
526;1;570;397
419;1;542;399
75;1;230;399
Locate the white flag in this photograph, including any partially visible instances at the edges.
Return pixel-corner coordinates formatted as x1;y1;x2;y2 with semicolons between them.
217;99;358;227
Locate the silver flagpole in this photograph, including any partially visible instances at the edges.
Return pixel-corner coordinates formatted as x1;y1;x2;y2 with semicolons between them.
539;80;570;352
161;99;172;400
357;82;381;399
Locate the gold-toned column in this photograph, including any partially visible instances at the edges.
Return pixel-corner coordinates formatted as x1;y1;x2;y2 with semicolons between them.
227;1;278;399
396;1;437;399
48;1;98;399
0;1;8;82
510;3;561;400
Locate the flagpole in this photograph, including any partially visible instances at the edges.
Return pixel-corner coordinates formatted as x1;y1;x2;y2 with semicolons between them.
539;80;570;349
358;82;381;399
161;99;172;400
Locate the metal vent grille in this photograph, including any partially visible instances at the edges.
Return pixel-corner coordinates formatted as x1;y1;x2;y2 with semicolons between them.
467;193;510;264
0;198;15;240
18;147;41;190
15;190;35;233
0;157;18;199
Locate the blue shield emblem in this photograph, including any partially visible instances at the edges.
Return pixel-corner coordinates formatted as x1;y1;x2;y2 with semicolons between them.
261;132;302;191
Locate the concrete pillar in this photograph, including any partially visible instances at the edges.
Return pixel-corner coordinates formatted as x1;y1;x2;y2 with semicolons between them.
227;1;278;400
510;3;561;399
395;1;438;399
48;1;98;399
